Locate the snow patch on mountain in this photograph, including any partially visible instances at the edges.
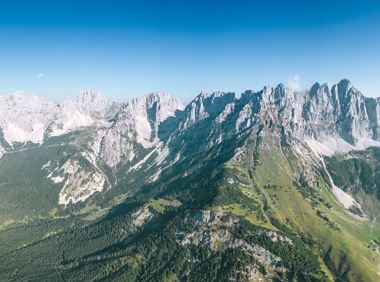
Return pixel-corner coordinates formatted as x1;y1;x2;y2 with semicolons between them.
355;138;380;150
306;137;380;157
331;186;358;210
305;138;354;156
313;148;365;217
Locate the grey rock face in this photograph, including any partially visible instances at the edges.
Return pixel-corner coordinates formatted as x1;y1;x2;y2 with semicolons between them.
0;80;379;205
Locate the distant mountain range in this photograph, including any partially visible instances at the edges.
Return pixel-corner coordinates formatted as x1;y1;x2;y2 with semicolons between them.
1;79;380;281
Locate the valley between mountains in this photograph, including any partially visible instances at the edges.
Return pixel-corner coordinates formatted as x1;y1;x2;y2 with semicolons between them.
1;79;380;281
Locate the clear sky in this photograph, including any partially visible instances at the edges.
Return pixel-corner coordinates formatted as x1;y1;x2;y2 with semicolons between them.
1;0;380;102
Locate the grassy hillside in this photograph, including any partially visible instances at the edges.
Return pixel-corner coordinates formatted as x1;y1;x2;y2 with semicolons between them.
1;124;380;281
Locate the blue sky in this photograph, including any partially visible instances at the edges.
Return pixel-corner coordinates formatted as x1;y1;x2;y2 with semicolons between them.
1;0;380;102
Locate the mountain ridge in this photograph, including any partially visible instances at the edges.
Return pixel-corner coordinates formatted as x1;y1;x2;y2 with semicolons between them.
1;79;380;281
0;79;378;146
0;79;379;205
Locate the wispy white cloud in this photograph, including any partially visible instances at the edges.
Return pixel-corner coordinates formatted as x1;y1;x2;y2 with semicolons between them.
37;73;44;79
287;74;301;91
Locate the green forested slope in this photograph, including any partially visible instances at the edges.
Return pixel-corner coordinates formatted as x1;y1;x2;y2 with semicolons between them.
1;123;380;281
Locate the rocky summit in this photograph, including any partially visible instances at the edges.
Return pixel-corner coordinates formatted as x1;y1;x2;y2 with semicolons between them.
1;80;380;281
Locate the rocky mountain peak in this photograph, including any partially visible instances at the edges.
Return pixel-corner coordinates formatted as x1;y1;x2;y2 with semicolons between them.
0;91;56;145
0;90;54;108
144;92;184;123
124;91;183;125
99;92;184;167
337;78;352;90
0;80;378;165
180;91;236;128
73;89;117;115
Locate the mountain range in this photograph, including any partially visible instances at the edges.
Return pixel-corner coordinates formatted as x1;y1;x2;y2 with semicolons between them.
1;79;380;281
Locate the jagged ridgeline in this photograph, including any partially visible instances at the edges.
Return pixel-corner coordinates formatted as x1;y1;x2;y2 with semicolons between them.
1;80;380;281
